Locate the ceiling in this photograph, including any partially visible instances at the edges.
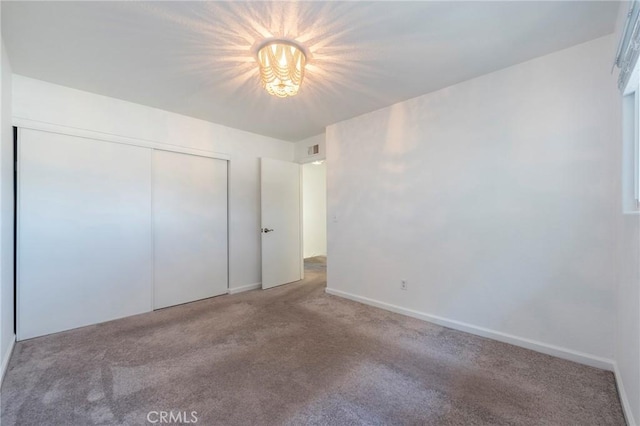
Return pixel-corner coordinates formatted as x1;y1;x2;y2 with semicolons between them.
2;1;620;142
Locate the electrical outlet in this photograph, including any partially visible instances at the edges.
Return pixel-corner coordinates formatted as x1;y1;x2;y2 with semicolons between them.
401;280;408;290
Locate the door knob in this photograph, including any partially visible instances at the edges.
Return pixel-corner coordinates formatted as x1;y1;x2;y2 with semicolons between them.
262;228;274;233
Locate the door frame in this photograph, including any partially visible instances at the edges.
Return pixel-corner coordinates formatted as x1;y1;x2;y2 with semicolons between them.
13;118;230;161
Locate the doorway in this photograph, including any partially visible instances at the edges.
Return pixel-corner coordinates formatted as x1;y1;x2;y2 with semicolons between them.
302;161;327;264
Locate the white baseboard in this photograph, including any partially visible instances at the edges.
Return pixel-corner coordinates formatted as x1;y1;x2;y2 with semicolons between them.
1;336;16;385
325;288;615;371
229;282;261;295
614;362;638;426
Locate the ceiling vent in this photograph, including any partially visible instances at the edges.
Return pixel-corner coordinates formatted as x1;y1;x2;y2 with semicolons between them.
307;144;319;155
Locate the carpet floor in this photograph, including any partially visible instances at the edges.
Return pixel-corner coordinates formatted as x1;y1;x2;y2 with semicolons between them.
1;257;626;425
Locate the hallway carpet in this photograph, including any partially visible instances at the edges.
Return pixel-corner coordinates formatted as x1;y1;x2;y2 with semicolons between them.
1;257;625;425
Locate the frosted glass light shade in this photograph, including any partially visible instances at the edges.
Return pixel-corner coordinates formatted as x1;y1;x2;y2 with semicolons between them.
257;41;306;98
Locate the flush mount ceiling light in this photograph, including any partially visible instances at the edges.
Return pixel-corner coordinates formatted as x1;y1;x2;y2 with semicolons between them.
257;40;307;98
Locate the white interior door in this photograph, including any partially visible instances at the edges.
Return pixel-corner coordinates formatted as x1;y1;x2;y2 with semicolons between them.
261;158;302;289
153;150;228;309
18;129;153;340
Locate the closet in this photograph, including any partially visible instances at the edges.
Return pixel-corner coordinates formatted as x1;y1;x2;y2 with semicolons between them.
17;128;228;340
152;150;227;309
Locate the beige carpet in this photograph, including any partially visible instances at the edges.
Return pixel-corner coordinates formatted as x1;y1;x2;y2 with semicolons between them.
1;257;626;425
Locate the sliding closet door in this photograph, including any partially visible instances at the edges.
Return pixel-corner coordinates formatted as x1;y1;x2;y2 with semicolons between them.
18;129;153;340
153;150;228;309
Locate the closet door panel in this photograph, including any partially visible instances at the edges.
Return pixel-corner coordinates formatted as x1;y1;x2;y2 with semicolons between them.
18;129;153;340
153;150;228;309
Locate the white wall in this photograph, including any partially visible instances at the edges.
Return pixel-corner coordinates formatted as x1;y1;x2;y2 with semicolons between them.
614;3;640;424
303;162;326;258
0;35;14;378
12;75;294;293
326;35;620;368
295;133;325;164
